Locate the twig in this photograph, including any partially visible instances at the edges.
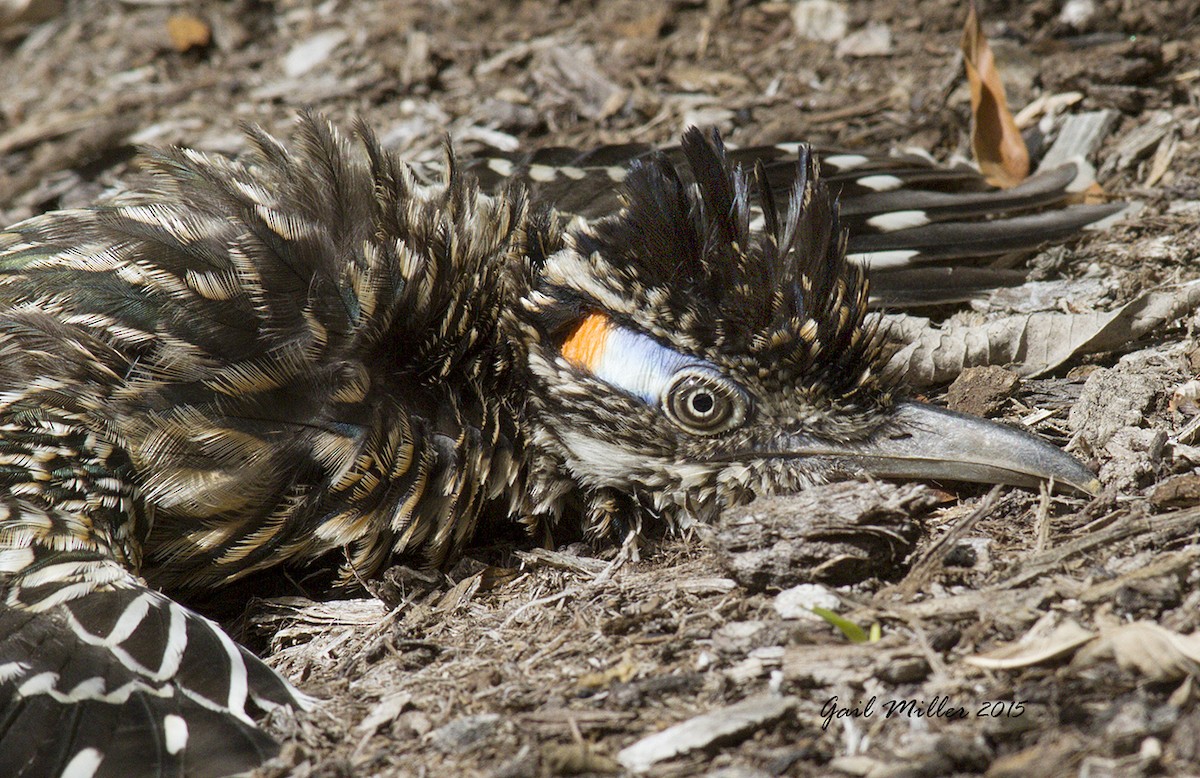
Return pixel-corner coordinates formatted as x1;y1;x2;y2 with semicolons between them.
499;587;578;630
593;525;641;586
894;485;1004;599
998;505;1200;590
1033;480;1052;554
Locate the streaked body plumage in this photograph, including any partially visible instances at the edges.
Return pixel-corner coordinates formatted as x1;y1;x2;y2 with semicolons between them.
0;114;1105;777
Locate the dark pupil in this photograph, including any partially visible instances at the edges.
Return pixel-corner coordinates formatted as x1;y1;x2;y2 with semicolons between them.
690;392;715;415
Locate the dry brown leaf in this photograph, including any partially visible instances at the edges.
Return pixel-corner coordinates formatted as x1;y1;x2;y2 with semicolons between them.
965;618;1095;670
884;280;1200;386
166;13;211;53
1066;180;1109;206
1170;380;1200;415
960;2;1030;187
1073;622;1200;682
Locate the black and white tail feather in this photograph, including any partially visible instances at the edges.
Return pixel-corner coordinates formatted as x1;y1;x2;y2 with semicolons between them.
0;568;309;778
459;138;1122;306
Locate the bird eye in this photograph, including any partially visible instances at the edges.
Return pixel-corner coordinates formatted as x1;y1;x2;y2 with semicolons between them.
663;367;749;435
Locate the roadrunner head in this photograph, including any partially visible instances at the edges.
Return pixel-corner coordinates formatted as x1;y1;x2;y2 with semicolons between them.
521;129;1095;539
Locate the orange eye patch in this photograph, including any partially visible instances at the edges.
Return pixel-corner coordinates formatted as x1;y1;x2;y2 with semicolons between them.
560;313;612;371
559;313;706;405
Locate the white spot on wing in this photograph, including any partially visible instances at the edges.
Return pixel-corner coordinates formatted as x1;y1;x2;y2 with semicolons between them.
527;164;558;182
164;714;190;755
866;210;930;232
17;671;60;696
846;249;919;269
487;158;515;177
62;748;104;778
856;174;904;192
66;677;107;701
822;154;869;170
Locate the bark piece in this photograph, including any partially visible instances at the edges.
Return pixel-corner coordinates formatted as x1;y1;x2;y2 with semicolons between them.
1037;110;1119;173
617;695;797;773
947;366;1020;417
711;481;934;590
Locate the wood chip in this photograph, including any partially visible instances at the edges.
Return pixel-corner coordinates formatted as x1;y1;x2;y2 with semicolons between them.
947;366;1020;417
617;695;797;773
427;713;501;754
355;692;413;735
773;583;840;619
1144;128;1179;186
1037;110;1119;173
835;23;892;58
790;0;848;42
283;29;347;78
166;13;210;52
514;547;608;575
1101;110;1174;176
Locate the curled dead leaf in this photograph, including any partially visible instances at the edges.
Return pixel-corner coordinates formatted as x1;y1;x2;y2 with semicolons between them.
1169;380;1200;416
960;2;1030;187
884;280;1200;386
1073;622;1200;683
965;618;1095;670
967;617;1200;685
964;614;1200;681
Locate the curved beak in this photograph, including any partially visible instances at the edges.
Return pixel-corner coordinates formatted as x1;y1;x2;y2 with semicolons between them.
781;401;1099;495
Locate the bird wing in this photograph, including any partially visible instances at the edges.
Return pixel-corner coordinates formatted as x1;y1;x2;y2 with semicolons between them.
0;114;531;776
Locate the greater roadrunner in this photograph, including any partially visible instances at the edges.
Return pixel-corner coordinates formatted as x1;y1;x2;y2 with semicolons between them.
0;114;1111;777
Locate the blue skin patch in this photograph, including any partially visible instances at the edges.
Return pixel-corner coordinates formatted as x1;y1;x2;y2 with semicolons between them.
561;314;709;405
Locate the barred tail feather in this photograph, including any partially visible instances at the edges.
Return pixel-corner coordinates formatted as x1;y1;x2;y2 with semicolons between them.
0;577;309;778
462;138;1123;307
